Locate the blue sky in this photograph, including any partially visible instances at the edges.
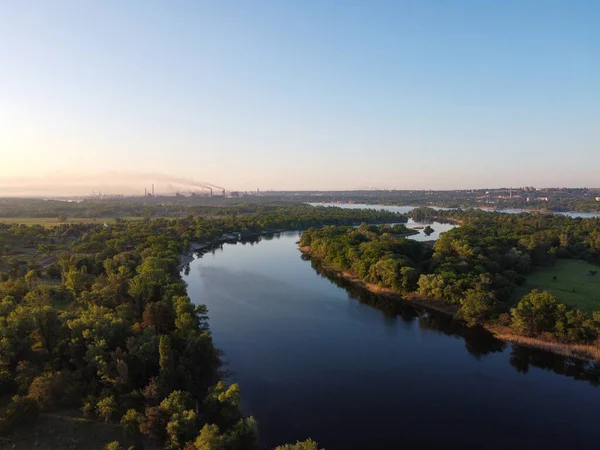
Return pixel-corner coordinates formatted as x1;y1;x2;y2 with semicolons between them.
1;1;599;193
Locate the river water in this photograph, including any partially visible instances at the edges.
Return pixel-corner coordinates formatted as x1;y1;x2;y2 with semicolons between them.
182;211;600;450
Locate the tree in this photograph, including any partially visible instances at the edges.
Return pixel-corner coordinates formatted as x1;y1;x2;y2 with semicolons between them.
24;270;40;289
159;334;174;381
105;442;123;450
555;309;597;343
140;406;167;442
46;262;62;279
27;372;67;411
275;439;323;450
120;409;143;437
222;417;259;450
400;266;419;292
160;390;192;416
205;382;241;428
511;290;565;335
165;409;197;450
30;306;63;354
142;301;174;333
63;266;93;296
456;290;494;327
142;377;165;406
192;423;224;450
96;395;118;423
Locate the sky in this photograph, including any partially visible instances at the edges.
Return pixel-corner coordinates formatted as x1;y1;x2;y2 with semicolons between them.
1;0;599;194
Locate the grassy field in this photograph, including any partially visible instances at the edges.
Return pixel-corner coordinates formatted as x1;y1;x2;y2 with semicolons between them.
515;259;600;313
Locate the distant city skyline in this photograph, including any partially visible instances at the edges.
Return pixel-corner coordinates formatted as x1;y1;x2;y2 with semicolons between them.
1;1;599;192
0;172;597;198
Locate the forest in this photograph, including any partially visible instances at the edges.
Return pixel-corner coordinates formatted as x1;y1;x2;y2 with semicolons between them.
0;204;401;449
300;209;600;352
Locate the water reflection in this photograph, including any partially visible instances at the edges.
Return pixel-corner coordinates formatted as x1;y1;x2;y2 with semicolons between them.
308;253;600;386
509;346;600;386
309;259;507;359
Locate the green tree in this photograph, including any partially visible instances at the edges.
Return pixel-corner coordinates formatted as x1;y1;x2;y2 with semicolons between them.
96;395;118;423
275;439;323;450
456;290;494;327
24;270;40;289
165;409;197;450
192;423;224;450
205;382;241;428
105;442;123;450
222;417;259;450
120;408;143;438
511;290;565;335
159;334;174;380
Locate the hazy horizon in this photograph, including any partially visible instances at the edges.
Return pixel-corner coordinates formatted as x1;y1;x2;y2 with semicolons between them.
1;1;599;191
0;172;598;198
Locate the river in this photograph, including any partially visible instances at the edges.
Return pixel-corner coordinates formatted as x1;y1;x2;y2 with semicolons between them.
182;224;600;449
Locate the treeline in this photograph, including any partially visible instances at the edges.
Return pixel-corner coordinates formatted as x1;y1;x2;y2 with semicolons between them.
300;224;430;294
300;209;600;346
0;197;405;221
1;204;389;448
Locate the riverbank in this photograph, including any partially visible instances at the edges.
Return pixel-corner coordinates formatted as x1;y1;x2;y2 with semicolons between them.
299;245;600;362
178;229;286;269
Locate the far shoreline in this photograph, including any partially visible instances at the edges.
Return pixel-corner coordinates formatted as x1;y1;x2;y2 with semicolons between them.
308;201;600;217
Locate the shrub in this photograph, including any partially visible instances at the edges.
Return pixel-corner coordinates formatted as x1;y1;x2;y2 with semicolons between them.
0;395;40;435
28;372;67;411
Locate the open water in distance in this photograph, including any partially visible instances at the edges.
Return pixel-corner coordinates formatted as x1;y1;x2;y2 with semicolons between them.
309;202;600;219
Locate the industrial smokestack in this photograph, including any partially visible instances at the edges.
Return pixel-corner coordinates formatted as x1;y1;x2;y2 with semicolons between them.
152;184;155;196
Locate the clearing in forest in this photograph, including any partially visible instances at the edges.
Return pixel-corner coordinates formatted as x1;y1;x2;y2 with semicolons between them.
515;259;600;313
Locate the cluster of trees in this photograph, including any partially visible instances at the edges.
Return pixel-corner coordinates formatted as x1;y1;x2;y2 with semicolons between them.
1;203;397;448
299;224;431;294
0;220;236;448
301;209;600;345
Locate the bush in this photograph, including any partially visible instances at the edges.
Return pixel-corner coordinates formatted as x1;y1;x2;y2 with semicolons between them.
96;395;118;423
120;408;143;437
28;372;67;411
0;395;40;435
0;369;16;397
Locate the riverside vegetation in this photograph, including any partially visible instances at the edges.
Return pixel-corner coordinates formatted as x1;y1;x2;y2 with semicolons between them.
299;208;600;359
0;203;402;449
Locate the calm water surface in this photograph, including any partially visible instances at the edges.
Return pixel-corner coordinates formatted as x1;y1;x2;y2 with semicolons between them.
183;229;600;450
